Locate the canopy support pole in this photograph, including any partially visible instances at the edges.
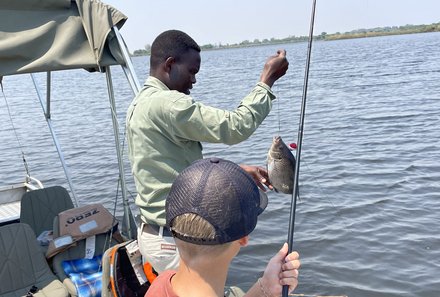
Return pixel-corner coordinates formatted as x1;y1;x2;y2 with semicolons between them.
105;66;134;239
113;26;141;94
30;72;79;207
112;26;143;239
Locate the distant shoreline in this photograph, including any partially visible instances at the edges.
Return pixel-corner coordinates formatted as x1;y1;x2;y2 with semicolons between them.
131;22;440;56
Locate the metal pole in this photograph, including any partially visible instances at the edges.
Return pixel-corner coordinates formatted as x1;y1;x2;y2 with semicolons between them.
112;26;142;239
113;26;141;94
31;72;80;207
283;0;317;296
46;72;51;118
105;66;134;239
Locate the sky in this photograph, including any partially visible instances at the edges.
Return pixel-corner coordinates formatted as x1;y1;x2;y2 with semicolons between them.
103;0;440;52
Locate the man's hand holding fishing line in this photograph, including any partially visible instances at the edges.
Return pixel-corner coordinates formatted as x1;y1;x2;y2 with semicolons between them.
239;49;289;192
260;49;289;87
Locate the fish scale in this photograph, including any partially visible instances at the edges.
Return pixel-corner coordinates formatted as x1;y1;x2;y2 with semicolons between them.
267;136;296;194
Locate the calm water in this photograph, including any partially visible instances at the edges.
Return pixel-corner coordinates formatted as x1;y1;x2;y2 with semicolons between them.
1;32;439;296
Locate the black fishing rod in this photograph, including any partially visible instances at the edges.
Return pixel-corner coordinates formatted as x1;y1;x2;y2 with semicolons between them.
283;0;317;296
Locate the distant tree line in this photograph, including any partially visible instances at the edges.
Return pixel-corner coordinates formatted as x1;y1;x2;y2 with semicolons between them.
131;22;440;56
325;22;440;40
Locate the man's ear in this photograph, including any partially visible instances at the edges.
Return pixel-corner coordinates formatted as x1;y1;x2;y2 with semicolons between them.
238;236;249;247
164;56;175;72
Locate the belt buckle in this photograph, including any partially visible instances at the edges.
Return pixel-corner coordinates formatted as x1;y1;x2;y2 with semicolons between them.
159;225;173;237
143;223;171;237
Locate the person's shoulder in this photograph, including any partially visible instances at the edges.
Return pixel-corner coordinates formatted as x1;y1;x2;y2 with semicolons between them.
159;270;177;278
144;270;177;297
152;270;176;284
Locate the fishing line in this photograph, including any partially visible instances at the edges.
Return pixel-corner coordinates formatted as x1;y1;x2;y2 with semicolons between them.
1;84;31;178
276;85;281;134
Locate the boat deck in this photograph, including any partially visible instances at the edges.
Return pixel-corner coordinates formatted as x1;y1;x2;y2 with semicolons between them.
0;201;20;224
0;183;26;225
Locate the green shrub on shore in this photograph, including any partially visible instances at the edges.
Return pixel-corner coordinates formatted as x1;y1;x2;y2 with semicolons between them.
325;22;440;40
131;22;440;56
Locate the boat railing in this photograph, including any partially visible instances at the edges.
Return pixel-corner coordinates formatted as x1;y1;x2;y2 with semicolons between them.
24;174;45;191
0;175;44;225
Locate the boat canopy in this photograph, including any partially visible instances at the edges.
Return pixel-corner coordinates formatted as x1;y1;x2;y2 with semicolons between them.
0;0;139;239
0;0;127;76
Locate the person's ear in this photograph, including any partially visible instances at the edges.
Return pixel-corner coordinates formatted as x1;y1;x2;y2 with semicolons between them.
238;236;249;247
164;57;175;73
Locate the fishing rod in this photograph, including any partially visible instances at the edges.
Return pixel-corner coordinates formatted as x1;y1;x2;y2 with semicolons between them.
283;0;317;296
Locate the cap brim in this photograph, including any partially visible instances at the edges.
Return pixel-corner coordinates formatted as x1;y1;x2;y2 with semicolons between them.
258;189;268;215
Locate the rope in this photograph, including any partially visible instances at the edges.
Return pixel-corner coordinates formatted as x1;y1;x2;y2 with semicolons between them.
1;82;31;178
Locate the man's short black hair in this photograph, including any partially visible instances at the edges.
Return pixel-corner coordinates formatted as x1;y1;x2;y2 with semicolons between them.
150;30;201;69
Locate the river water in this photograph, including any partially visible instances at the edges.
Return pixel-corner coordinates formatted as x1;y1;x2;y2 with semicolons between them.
1;32;439;296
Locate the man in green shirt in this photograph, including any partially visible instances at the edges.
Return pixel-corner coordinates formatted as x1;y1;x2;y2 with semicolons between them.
126;29;289;273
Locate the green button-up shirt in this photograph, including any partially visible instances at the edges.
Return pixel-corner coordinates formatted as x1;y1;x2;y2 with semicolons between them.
126;76;275;226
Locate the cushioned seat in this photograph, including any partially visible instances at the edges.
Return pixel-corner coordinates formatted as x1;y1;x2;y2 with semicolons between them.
52;232;116;296
20;186;74;237
0;223;68;297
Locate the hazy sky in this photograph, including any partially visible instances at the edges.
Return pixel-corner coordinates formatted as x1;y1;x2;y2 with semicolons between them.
104;0;440;52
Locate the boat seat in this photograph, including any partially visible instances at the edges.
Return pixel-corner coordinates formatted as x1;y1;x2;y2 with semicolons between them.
0;223;68;297
20;186;74;237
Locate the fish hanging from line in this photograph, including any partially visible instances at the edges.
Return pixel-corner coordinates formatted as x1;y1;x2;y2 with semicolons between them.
267;135;296;194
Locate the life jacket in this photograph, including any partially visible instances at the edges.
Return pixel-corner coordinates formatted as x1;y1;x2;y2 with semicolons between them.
46;203;123;259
